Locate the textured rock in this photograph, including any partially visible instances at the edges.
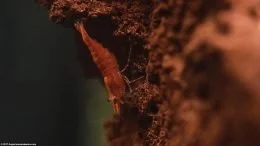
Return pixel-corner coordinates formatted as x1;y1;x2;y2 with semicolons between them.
36;0;260;145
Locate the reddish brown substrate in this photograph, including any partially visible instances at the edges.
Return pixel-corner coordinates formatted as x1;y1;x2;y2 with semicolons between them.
36;0;260;145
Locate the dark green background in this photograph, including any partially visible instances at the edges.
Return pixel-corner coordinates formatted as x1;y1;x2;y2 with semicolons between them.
1;1;112;146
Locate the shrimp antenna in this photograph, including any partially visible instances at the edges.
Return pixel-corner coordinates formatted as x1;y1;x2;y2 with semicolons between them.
121;44;132;73
122;75;145;93
122;75;132;93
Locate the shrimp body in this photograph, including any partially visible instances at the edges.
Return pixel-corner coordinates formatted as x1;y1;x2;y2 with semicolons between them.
74;21;125;113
